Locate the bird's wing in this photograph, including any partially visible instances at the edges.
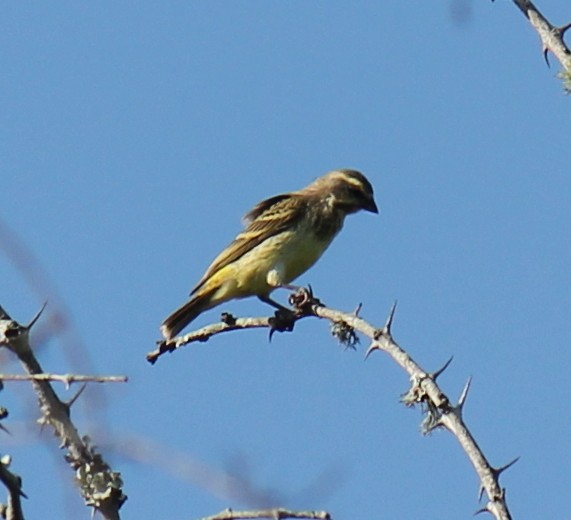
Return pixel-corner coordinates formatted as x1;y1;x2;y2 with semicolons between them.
242;193;291;224
190;193;305;295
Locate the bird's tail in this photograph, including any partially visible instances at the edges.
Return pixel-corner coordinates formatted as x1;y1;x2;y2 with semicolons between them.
161;289;216;340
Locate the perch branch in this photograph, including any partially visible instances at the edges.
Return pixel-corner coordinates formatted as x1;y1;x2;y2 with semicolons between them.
150;290;514;520
148;315;286;364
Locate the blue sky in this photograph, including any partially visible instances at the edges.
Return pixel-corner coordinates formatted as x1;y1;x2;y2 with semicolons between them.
1;2;570;519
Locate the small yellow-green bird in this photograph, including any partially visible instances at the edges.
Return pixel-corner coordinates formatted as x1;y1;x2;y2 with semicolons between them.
161;169;378;340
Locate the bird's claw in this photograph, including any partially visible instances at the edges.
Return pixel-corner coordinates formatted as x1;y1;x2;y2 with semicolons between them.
288;285;321;311
268;285;322;340
220;312;237;325
268;308;297;341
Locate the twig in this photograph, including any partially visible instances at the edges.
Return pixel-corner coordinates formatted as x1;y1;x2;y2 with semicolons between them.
0;305;126;520
199;508;330;520
0;374;128;387
152;294;514;520
147;316;278;364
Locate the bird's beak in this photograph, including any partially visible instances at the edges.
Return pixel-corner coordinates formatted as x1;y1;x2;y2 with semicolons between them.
364;197;379;214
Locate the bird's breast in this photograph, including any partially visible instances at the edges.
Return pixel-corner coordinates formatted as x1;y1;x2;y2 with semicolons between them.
231;223;339;295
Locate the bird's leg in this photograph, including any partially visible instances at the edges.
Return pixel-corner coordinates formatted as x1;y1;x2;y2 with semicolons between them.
259;285;316;311
258;294;290;313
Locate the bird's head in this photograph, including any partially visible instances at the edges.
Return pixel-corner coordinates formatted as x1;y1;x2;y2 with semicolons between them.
308;169;378;215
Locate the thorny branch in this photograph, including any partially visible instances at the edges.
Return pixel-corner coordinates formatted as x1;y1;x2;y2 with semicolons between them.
148;316;275;364
0;304;126;520
150;289;514;520
505;0;571;91
0;455;26;520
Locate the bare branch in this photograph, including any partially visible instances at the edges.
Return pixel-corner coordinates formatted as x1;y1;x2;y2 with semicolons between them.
0;456;26;520
0;374;127;387
199;508;330;520
147;315;288;364
154;293;513;520
0;306;126;520
316;304;513;520
508;0;571;90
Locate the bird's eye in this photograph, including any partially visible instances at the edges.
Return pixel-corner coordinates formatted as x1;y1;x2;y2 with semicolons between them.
347;186;363;198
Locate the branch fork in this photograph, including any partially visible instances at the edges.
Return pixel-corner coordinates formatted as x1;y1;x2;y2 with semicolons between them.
0;304;126;520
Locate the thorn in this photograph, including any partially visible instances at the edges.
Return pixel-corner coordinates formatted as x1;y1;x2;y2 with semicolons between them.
457;376;472;410
0;305;11;321
543;46;551;67
474;506;488;516
364;341;380;360
353;302;363;316
66;383;87;409
495;456;520;476
26;301;48;330
558;21;571;37
478;483;485;502
431;356;454;380
383;300;398;334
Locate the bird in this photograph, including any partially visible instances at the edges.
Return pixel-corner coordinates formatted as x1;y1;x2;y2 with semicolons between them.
161;169;378;340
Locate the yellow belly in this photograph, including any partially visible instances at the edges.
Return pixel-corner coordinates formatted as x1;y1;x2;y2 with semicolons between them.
206;226;336;302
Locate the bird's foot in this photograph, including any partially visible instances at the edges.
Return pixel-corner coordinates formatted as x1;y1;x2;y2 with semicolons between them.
267;285;322;340
288;284;322;313
268;307;298;341
220;312;237;325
